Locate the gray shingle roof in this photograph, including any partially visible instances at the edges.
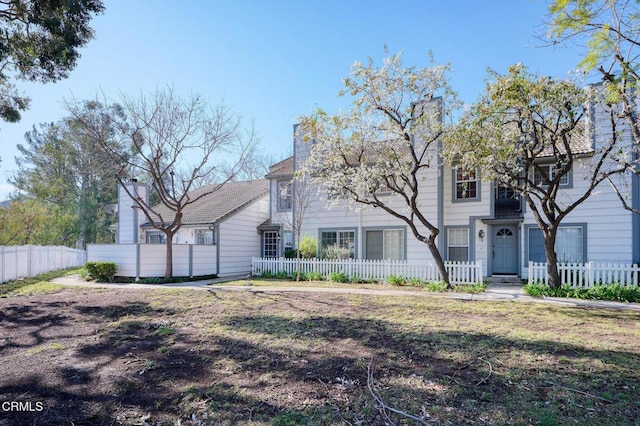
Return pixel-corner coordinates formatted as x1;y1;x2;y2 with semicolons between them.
537;137;593;158
265;156;293;179
144;179;269;226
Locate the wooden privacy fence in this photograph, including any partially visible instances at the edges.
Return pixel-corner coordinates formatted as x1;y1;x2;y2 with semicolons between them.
528;261;640;287
0;245;87;283
252;257;484;284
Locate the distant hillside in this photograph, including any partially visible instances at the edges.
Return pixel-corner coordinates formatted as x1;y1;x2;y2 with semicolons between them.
0;200;11;208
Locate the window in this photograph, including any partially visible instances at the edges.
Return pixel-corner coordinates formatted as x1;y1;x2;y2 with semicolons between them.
264;231;278;258
496;228;513;238
320;230;355;258
454;167;479;201
283;232;293;248
447;228;469;261
533;164;570;187
278;180;292;210
194;229;214;245
365;229;405;260
496;185;518;200
146;231;165;244
528;225;585;263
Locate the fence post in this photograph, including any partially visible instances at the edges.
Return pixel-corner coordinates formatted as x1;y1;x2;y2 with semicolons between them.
135;243;141;281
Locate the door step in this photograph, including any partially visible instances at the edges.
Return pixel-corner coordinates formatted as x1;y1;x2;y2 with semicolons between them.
487;276;523;286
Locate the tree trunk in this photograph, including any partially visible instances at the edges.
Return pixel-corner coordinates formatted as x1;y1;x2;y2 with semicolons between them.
544;229;561;289
295;228;302;281
165;233;174;279
426;233;450;288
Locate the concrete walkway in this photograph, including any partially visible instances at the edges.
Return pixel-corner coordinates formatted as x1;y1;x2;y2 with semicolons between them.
48;275;640;312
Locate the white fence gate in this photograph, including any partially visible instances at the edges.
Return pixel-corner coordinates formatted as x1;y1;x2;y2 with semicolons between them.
252;257;483;284
528;261;640;287
0;245;87;283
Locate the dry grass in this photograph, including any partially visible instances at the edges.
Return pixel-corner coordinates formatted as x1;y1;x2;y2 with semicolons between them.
0;285;638;425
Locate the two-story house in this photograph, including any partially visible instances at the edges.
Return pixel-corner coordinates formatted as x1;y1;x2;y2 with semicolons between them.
260;101;639;279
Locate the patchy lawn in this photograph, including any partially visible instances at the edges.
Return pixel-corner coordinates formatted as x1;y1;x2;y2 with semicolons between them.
215;278;486;293
0;284;638;425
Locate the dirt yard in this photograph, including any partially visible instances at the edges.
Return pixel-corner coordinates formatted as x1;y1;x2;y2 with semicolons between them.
1;285;639;425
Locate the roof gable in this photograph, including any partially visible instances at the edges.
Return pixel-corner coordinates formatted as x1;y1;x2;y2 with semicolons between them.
265;156;293;179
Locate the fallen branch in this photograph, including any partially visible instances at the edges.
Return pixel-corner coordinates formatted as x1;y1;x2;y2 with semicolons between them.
475;357;493;386
544;382;615;404
367;363;429;425
447;356;493;387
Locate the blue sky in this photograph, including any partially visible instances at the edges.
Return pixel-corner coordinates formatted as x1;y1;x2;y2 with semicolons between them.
0;0;587;200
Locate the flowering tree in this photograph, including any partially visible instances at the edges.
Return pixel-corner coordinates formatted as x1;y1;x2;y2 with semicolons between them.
300;51;457;286
547;0;640;212
446;65;625;288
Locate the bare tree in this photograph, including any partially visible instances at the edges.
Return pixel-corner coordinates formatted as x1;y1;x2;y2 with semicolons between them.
286;171;319;281
68;88;258;278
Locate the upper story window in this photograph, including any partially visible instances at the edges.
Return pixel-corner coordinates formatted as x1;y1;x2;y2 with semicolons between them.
496;186;518;200
533;164;570;187
277;180;292;211
194;229;215;245
454;167;479;201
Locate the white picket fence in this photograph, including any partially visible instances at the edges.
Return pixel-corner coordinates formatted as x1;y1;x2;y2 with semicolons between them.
252;257;483;284
528;261;640;287
0;245;87;283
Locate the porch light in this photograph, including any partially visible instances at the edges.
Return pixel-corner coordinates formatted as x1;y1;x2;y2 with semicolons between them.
478;229;485;240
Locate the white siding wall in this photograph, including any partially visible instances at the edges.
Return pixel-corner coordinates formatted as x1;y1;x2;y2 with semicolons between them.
519;93;636;276
300;167;440;262
521;159;634;275
117;183;147;244
218;195;269;276
442;166;493;274
269;179;293;230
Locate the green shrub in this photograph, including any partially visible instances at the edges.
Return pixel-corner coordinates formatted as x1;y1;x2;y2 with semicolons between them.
423;281;449;292
298;235;319;259
387;275;407;286
453;282;487;293
292;271;307;281
306;271;323;281
524;282;640;302
329;272;348;283
275;270;290;280
85;261;117;282
284;248;298;259
409;277;425;287
523;282;546;297
259;271;274;278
